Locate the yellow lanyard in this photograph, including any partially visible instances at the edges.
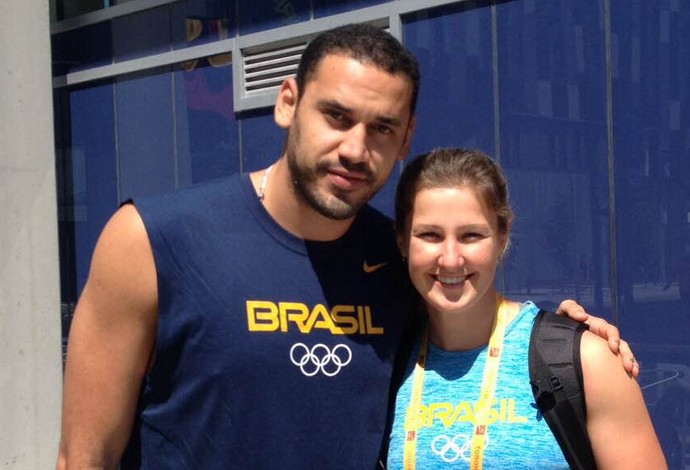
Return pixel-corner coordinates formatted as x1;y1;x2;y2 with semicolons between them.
403;295;508;470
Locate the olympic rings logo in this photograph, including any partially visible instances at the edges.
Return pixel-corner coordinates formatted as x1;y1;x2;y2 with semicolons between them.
289;343;352;377
431;433;490;463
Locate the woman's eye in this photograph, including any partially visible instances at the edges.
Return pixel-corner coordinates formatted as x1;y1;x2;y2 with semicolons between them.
417;232;441;241
463;233;485;241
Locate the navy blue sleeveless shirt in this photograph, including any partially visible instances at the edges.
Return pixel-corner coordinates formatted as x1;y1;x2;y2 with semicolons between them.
122;174;413;469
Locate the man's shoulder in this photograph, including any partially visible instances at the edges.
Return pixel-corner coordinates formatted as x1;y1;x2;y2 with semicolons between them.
353;205;397;249
351;205;403;273
356;204;394;229
133;174;244;216
140;174;242;204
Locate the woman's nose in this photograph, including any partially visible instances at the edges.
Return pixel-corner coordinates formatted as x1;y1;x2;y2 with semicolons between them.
438;242;464;268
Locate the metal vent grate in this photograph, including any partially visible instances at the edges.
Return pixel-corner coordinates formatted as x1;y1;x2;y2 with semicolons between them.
234;35;312;111
233;18;392;112
243;40;308;95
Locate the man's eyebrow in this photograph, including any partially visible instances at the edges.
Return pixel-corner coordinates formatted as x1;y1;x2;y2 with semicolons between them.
375;115;403;127
318;99;403;127
318;99;351;115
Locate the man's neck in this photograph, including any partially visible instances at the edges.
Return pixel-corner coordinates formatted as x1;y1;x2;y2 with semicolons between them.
249;159;356;241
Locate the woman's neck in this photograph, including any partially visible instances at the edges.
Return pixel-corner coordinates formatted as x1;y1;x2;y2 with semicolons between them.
427;293;516;352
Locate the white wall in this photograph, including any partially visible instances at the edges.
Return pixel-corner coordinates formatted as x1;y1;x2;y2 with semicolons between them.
0;0;62;467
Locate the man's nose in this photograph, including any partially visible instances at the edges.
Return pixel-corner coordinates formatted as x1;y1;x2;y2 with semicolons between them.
338;123;369;163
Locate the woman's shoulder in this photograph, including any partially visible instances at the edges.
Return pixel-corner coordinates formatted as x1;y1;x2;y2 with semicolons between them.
579;332;667;468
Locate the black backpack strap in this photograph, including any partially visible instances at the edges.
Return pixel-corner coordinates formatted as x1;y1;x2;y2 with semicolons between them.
377;311;425;469
529;310;598;469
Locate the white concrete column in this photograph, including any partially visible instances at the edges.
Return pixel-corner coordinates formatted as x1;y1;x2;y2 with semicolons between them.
0;0;63;467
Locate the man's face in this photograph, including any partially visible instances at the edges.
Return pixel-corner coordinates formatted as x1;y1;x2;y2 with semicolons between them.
277;54;416;220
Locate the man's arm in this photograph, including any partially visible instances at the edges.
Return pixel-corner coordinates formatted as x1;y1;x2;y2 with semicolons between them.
556;299;639;377
57;204;158;469
581;331;667;469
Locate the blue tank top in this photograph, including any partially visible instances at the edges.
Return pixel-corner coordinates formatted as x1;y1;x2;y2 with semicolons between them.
387;302;570;469
123;174;413;469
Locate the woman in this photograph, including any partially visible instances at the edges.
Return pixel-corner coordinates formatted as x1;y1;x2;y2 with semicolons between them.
386;148;666;469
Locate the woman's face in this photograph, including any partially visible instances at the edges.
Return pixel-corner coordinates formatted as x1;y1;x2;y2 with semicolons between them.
399;186;506;317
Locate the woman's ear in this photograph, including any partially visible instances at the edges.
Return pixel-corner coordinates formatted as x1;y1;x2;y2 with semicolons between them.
274;77;299;129
396;231;408;259
498;232;510;260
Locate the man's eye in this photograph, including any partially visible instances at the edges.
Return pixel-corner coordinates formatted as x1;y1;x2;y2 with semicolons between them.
324;109;348;123
326;110;345;122
375;124;393;135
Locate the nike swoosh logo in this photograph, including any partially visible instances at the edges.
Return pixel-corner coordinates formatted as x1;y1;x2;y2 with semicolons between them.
363;261;388;273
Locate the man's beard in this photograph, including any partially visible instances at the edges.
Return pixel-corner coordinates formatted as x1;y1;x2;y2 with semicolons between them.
285;126;380;221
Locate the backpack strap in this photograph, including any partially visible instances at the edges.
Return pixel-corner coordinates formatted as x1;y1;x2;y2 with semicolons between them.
378;309;425;469
529;310;598;469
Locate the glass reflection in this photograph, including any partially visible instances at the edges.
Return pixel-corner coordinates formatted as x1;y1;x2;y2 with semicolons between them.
176;58;239;185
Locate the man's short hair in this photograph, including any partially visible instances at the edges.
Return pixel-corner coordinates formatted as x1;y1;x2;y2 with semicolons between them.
295;23;420;115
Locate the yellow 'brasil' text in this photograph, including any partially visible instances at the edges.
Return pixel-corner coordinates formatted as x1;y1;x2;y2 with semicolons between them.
407;399;529;429
246;300;384;335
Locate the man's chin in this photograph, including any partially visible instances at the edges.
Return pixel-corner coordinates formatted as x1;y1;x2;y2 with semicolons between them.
295;179;373;220
315;203;360;221
313;194;367;220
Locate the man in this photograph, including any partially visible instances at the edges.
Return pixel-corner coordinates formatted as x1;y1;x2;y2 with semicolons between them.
57;24;633;469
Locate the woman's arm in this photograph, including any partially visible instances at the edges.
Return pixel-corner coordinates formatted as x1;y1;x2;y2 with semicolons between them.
581;331;667;469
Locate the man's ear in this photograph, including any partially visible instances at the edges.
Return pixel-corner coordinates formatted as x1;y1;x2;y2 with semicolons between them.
274;77;299;129
397;115;417;162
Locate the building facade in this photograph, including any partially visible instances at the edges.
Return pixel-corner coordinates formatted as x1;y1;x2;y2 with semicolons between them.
0;1;62;467
48;0;690;466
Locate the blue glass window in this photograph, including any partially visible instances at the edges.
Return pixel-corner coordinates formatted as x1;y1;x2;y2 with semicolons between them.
237;0;309;35
176;60;240;184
